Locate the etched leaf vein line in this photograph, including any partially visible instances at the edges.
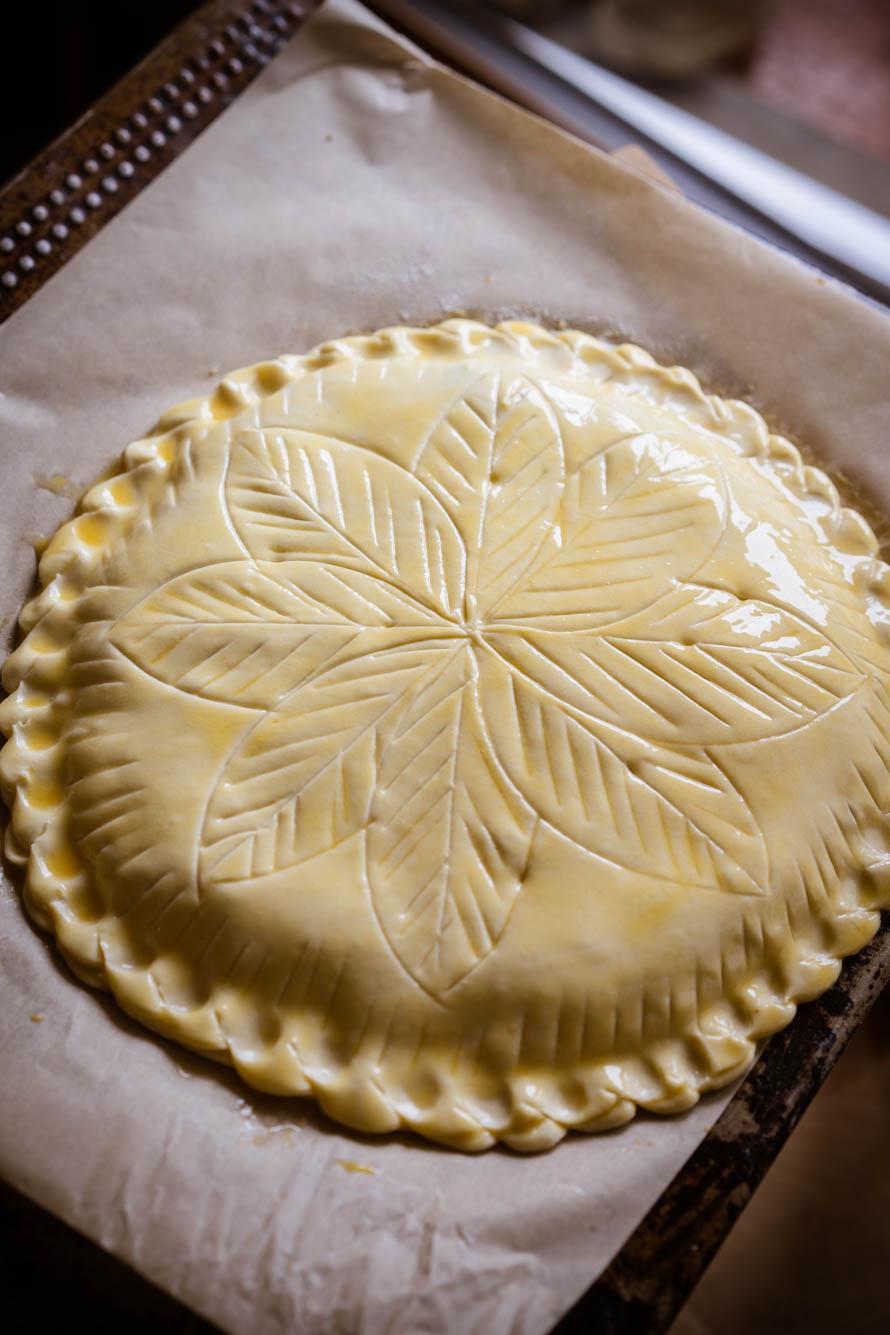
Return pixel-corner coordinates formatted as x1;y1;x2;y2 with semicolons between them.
369;652;535;994
226;429;467;619
106;370;863;997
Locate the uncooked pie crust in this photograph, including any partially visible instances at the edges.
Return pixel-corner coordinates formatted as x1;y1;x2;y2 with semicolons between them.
3;320;890;1151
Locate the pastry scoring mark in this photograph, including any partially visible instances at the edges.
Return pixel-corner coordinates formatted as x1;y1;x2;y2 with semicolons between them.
6;320;890;1150
106;365;866;996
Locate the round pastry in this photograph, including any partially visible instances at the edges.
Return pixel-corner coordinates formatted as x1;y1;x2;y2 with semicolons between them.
3;320;890;1151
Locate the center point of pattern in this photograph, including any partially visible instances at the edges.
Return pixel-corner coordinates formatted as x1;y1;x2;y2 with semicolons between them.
107;394;867;998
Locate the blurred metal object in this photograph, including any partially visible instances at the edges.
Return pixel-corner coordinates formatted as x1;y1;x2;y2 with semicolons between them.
509;19;890;292
482;0;573;17
588;0;771;79
372;0;890;303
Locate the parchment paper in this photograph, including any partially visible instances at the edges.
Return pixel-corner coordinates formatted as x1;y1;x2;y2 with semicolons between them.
2;3;890;1332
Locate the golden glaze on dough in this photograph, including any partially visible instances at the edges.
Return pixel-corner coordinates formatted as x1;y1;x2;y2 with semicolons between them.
3;320;890;1150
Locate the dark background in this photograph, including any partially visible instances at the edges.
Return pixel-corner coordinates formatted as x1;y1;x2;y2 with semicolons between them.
5;0;890;190
1;2;203;188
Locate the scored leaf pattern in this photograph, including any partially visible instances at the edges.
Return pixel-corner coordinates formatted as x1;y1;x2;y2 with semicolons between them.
228;430;466;619
489;433;726;629
113;560;445;709
202;642;461;880
368;645;537;995
477;650;768;894
111;367;863;997
486;584;859;747
413;374;565;619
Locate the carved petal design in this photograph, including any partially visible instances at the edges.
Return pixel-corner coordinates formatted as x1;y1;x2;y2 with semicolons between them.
367;644;536;995
477;647;769;895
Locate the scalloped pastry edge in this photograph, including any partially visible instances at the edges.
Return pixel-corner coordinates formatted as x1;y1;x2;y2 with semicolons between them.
2;319;890;1152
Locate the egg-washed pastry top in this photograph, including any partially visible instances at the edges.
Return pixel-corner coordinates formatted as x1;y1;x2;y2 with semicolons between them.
3;319;890;1152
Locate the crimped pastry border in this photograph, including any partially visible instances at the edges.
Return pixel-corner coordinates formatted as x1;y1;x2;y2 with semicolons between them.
3;319;889;1152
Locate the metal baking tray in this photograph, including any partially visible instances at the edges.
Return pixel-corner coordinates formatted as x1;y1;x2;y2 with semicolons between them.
1;3;888;1331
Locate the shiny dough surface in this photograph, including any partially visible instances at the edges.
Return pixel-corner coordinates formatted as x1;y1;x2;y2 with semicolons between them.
3;320;890;1151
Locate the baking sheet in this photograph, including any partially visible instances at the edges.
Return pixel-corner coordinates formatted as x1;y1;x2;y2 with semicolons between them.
2;2;890;1332
671;994;890;1335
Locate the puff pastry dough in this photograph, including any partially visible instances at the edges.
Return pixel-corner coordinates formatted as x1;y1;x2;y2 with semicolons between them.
4;320;890;1151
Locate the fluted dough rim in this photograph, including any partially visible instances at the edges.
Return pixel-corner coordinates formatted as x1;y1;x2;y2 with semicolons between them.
2;319;889;1152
